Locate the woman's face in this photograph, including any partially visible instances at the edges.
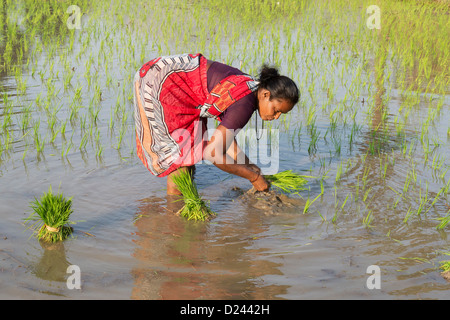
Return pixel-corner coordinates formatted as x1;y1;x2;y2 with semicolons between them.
257;89;294;121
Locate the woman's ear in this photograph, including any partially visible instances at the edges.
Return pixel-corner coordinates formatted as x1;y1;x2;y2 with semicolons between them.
258;88;271;100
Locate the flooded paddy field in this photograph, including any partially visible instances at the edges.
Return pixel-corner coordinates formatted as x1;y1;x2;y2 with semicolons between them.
0;0;449;299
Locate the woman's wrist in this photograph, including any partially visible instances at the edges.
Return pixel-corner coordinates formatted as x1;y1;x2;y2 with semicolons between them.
249;172;260;183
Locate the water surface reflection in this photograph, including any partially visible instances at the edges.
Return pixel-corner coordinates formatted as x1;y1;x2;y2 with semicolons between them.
131;196;289;300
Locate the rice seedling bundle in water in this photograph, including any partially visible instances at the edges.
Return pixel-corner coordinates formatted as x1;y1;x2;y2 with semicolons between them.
264;170;311;195
172;169;216;221
25;186;75;243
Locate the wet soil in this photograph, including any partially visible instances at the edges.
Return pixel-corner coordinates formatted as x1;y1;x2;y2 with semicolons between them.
233;187;306;215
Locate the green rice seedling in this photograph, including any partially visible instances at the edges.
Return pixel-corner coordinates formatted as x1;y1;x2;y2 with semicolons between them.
403;206;414;224
380;154;389;180
307;124;320;155
79;132;88;151
332;136;342;156
416;182;430;218
335;162;343;184
363;187;372;203
1;130;13;153
50;128;60;144
1;105;12;132
264;170;312;195
443;180;450;196
24;186;75;243
332;190;351;224
33;121;45;154
61;140;73;158
303;179;324;214
436;211;450;230
340;193;350;211
60;120;68;140
368;137;376;155
109;109;115;131
424;186;445;216
362;210;374;228
96;145;103;158
439;168;449;182
19;103;33;132
115;125;126;150
172;169;216;221
403;172;412;194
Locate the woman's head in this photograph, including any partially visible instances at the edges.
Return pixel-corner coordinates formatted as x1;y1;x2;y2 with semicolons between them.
256;65;299;121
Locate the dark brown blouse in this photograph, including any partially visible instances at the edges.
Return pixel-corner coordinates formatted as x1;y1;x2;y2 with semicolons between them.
207;61;257;131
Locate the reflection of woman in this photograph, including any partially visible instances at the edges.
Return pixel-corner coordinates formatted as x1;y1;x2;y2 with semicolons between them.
133;53;299;195
131;196;286;299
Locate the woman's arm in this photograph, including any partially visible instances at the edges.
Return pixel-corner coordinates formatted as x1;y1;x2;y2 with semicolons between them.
204;125;269;191
226;136;250;165
226;136;263;176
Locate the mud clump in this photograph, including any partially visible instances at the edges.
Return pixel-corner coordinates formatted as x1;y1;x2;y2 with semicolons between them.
233;187;305;215
441;271;450;282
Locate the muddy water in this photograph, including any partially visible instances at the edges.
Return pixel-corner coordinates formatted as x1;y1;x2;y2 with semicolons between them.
1;130;449;299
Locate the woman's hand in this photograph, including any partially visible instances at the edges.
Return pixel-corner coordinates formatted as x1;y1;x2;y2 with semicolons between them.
246;163;269;191
250;172;270;192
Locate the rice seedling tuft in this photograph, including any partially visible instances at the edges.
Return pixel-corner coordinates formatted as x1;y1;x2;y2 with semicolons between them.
172;169;216;221
24;186;75;243
264;170;313;195
436;211;450;231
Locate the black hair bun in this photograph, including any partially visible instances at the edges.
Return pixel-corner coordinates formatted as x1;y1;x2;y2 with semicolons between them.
258;64;280;85
256;64;299;106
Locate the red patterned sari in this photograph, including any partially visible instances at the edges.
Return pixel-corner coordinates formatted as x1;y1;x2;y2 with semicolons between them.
133;53;258;177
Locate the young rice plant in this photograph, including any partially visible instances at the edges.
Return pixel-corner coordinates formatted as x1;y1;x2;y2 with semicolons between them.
172;169;216;221
264;170;312;195
25;186;75;242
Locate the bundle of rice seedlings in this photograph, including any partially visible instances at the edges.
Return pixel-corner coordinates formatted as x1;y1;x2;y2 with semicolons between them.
264;170;312;195
171;169;216;221
25;186;75;243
